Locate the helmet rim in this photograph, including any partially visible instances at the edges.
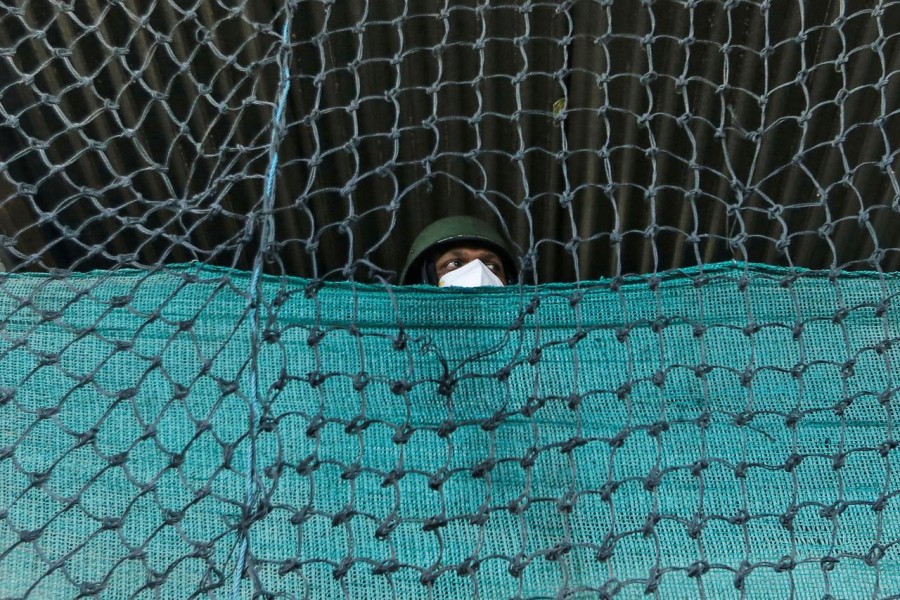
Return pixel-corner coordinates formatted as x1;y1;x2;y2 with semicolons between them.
400;216;517;284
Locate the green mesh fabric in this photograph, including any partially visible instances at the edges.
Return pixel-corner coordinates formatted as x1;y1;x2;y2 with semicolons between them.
2;262;898;598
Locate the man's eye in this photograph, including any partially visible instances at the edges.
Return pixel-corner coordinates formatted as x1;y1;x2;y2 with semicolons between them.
486;263;500;271
445;260;462;269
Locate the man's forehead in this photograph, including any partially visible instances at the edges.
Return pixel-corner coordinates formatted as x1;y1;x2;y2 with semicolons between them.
437;245;500;257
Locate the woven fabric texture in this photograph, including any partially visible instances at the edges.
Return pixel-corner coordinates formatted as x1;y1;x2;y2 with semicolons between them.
1;262;898;598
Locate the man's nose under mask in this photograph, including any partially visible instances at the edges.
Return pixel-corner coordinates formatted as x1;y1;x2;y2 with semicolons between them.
438;259;504;287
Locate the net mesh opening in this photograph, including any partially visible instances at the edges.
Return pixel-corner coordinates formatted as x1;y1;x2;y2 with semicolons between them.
2;0;900;597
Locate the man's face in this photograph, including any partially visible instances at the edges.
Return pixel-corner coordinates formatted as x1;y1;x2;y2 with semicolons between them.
433;245;508;285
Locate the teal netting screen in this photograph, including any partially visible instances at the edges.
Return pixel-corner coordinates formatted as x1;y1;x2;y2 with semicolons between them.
3;263;900;597
2;0;900;598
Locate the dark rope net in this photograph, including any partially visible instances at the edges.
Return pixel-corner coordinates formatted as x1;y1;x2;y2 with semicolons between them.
1;0;900;597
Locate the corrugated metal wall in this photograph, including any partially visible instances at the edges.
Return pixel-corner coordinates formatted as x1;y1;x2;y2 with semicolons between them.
1;0;898;281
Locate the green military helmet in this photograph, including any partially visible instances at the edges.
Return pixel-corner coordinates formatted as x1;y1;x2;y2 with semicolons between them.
400;216;518;284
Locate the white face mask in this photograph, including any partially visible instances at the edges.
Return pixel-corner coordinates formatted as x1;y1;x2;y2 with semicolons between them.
438;259;504;287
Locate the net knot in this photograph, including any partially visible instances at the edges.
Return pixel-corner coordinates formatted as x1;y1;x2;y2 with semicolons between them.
345;415;371;434
840;359;856;378
467;505;490;527
774;555;795;572
871;494;889;512
819;502;846;519
642;512;660;536
865;544;885;566
279;558;301;575
521;396;545;417
380;468;404;487
332;556;353;580
832;452;847;470
295;455;320;475
392;331;408;350
38;353;59;368
878;440;898;457
471;459;495;478
733;560;751;590
595;537;616;562
218;380;239;395
728;508;750;525
690;459;708;477
567;393;581;410
507;495;529;514
687;560;709;578
79;582;106;596
644;566;662;594
481;411;506;431
422;515;448;531
392;425;414;445
599;579;623;600
163;509;183;525
647;421;668;437
290;506;313;525
307;371;326;388
419;566;441;586
373;559;400;575
73;426;97;448
304;280;323;299
341;463;361;480
687;514;704;538
560;436;587;454
599;481;619;502
428;469;449;490
733;411;754;427
778;504;800;531
108;452;128;467
643;468;662;491
783;453;803;472
496;365;513;380
375;514;399;539
519;447;539;469
168;453;185;469
784;410;803;427
19;528;43;542
609;429;628;448
437;420;456;437
127;548;146;561
305;415;326;437
331;506;355;526
507;554;529;577
833;397;852;416
140;425;156;442
437;376;455;396
697;411;712;429
37;406;59;420
545;542;572;561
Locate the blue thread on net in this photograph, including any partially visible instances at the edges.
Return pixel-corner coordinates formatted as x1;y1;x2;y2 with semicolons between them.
232;9;294;599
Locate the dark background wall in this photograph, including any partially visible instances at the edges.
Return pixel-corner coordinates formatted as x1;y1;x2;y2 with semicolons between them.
1;0;898;281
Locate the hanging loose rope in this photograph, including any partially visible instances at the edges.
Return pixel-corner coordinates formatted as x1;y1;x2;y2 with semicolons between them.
232;4;295;598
